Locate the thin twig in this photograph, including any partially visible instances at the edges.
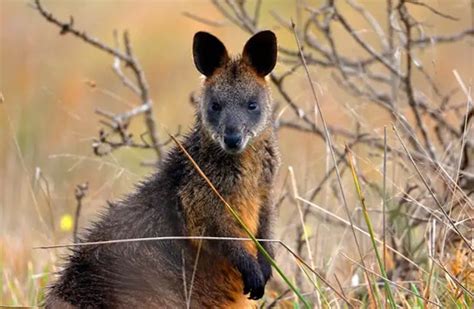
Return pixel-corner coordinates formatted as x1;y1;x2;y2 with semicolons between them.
291;19;377;299
73;182;88;243
398;1;437;160
297;196;427;274
186;232;204;309
405;0;459;21
392;125;472;250
288;166;318;288
182;11;225;27
340;253;442;307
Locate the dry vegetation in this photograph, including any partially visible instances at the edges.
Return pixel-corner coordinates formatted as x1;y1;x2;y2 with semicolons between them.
1;0;473;308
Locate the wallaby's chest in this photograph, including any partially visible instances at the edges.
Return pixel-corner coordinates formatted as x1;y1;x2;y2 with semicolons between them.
179;140;275;244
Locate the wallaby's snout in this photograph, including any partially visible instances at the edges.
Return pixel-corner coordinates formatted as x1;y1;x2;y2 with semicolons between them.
193;30;277;154
221;113;249;153
223;127;243;152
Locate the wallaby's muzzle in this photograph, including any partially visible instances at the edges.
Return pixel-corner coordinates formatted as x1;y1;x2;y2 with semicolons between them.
223;132;243;152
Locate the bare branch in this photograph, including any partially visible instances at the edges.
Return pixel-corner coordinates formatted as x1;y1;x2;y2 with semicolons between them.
182;11;225;27
405;0;460;21
413;28;474;46
398;0;437;160
34;0;130;63
33;0;164;162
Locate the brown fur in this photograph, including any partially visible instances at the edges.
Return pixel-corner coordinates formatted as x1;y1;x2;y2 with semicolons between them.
177;127;278;306
45;31;279;308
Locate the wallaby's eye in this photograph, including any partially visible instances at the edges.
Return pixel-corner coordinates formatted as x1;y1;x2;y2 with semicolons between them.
247;101;258;111
211;102;222;112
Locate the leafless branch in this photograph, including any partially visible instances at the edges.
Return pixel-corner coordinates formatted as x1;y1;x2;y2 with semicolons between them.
33;0;164;162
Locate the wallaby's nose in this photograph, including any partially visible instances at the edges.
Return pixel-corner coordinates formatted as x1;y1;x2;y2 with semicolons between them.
223;132;242;150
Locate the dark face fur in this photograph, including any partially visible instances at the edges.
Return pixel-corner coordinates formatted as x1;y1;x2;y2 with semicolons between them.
193;31;277;154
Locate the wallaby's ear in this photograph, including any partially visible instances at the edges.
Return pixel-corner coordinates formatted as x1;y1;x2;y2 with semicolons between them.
242;30;277;77
193;32;229;77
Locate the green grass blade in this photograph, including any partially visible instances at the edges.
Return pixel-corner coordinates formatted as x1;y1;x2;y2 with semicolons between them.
347;147;396;308
410;283;424;308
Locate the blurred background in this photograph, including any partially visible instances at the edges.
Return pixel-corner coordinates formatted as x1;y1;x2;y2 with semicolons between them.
1;0;472;306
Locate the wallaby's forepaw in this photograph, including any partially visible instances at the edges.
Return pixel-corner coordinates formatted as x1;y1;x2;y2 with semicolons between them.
258;252;272;284
241;262;265;300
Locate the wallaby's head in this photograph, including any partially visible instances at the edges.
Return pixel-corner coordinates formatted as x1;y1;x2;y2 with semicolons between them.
193;31;277;154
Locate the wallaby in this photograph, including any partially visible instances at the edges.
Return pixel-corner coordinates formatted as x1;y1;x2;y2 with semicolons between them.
46;30;280;308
